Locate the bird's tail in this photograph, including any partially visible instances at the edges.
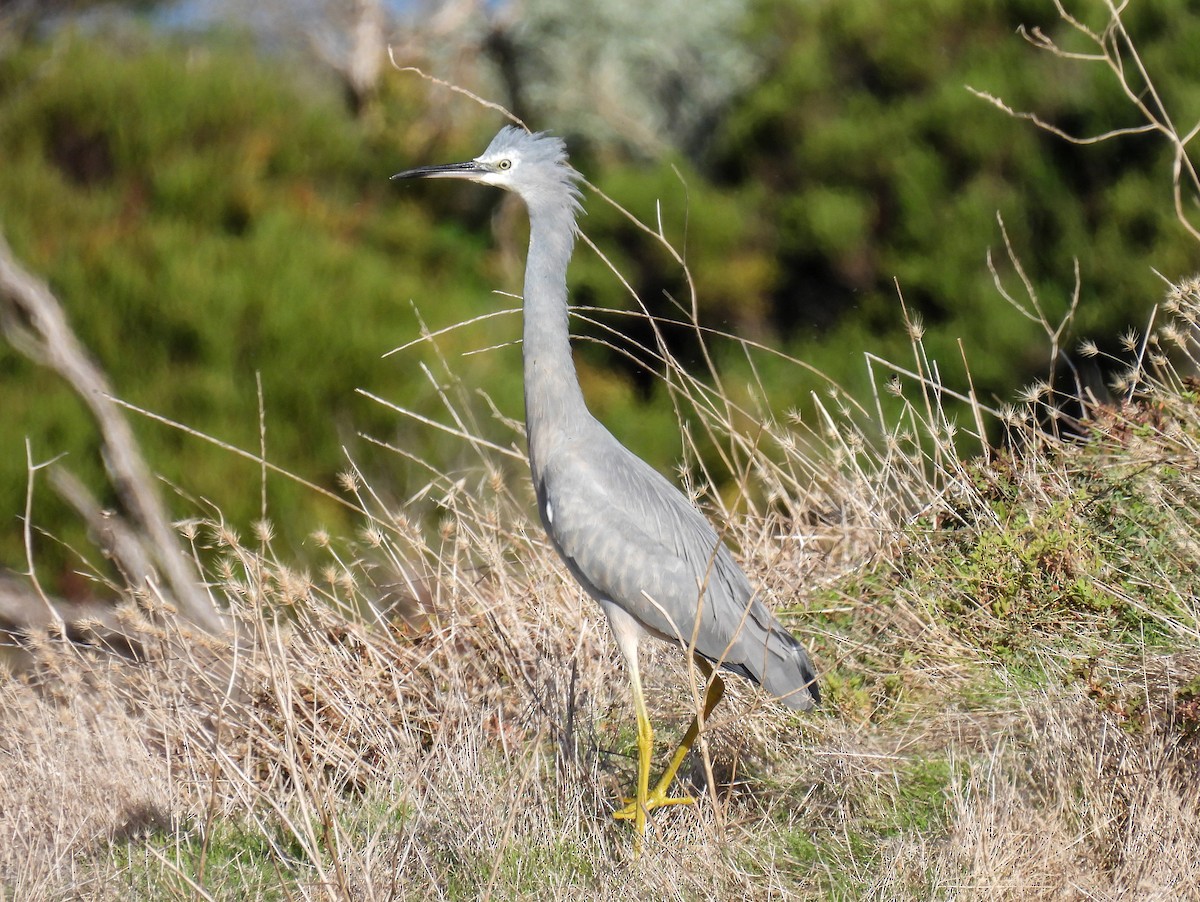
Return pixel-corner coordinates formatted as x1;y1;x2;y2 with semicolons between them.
758;626;820;711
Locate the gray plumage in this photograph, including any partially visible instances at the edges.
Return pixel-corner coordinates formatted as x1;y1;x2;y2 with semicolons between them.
394;126;818;834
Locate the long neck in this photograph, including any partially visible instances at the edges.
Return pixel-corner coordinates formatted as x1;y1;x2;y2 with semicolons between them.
522;197;589;467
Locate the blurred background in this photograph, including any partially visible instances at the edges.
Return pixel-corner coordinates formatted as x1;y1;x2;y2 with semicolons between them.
1;0;1197;595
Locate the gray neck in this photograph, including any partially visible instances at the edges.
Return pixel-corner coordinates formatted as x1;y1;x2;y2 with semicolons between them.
522;197;590;469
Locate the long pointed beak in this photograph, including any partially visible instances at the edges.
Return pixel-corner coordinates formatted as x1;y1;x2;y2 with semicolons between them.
390;161;484;181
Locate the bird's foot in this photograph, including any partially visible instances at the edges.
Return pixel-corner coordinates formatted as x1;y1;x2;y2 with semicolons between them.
612;789;695;821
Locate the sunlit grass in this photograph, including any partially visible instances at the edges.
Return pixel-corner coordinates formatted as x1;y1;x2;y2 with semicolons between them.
3;272;1199;899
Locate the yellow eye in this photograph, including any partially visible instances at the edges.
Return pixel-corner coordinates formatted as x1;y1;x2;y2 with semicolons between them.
497;159;512;170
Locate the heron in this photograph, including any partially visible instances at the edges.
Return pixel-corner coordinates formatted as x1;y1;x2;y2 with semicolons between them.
393;126;819;840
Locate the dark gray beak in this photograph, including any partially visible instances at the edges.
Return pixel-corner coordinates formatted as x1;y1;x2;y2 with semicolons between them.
391;161;484;181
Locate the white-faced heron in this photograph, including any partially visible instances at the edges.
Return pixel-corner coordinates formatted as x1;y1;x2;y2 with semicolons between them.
393;127;819;840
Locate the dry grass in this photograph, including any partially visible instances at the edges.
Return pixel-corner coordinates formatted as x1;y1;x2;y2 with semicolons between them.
2;276;1199;900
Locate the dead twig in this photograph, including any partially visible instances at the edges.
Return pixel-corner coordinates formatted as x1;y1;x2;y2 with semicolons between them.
970;0;1200;244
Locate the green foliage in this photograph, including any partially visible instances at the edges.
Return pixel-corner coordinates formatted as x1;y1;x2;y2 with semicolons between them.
715;0;1199;405
814;407;1200;701
491;838;599;897
552;0;1200;477
0;33;527;577
929;424;1200;656
110;815;308;900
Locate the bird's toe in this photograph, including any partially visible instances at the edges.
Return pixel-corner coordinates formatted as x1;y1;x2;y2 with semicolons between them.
612;791;696;821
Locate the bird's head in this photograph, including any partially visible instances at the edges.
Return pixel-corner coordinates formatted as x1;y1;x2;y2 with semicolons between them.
392;126;582;213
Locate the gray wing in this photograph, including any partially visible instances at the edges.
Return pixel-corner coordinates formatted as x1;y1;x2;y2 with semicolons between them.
536;430;818;709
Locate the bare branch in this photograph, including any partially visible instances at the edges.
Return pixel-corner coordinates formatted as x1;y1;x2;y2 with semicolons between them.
0;233;224;635
971;0;1200;244
966;87;1157;145
387;52;526;128
1019;25;1106;62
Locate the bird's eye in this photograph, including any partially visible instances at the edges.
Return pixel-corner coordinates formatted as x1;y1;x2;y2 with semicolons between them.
497;159;512;171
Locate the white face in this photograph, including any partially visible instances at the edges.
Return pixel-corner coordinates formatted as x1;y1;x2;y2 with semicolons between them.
471;150;520;186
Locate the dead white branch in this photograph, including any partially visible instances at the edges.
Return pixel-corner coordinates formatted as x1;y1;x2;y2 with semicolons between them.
0;233;224;635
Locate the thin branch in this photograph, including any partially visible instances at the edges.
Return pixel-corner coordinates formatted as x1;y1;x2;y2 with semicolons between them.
388;53;525;127
967;87;1158;145
22;441;66;631
971;1;1200;244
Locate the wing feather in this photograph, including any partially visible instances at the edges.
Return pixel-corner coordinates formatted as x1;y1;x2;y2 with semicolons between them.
539;436;775;667
532;426;818;708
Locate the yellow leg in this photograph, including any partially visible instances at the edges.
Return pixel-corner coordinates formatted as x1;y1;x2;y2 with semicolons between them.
605;608;655;846
631;663;652;841
614;657;726;825
650;658;726;801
